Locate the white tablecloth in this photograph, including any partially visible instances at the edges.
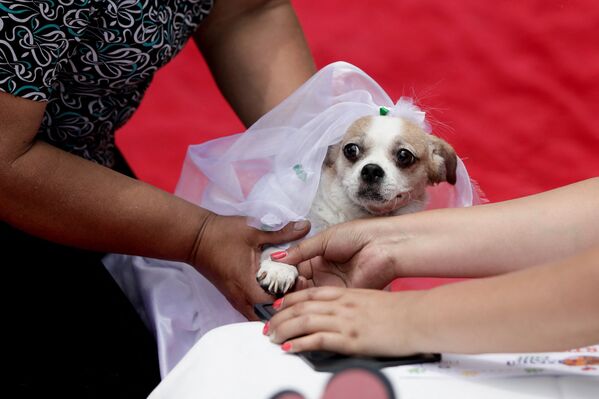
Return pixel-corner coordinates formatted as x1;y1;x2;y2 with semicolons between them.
148;322;599;399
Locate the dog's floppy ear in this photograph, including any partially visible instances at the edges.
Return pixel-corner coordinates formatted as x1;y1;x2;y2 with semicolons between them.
324;142;341;168
427;135;457;185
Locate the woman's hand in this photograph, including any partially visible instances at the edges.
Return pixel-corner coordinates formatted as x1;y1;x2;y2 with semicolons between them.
280;178;599;291
266;287;423;356
269;247;599;356
278;218;409;291
192;214;310;319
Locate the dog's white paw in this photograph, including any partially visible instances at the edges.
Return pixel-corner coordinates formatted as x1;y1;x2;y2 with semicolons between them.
256;259;298;295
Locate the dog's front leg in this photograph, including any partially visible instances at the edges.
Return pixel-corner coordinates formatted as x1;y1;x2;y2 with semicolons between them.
256;246;298;296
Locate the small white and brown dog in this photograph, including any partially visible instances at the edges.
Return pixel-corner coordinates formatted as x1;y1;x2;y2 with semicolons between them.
256;114;457;295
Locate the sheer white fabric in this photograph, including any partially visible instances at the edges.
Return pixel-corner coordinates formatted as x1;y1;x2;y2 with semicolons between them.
104;62;482;377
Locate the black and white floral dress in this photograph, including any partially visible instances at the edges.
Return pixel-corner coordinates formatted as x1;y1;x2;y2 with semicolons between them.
0;0;214;166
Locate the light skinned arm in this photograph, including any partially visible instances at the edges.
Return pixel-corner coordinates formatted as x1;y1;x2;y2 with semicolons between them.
278;178;599;289
194;0;316;126
267;245;599;355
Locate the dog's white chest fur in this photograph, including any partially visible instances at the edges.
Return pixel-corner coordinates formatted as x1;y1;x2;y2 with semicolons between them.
308;172;368;228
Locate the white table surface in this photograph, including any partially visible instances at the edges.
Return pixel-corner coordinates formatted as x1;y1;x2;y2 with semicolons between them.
148;322;599;399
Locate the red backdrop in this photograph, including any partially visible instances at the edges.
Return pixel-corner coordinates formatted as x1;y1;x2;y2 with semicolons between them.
116;0;599;289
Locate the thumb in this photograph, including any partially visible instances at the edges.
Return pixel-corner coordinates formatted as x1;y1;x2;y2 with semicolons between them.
260;220;311;246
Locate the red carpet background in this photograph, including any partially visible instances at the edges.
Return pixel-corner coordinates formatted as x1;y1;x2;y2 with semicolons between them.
116;0;599;289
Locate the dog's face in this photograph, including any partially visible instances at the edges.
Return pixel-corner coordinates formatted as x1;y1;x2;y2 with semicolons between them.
324;115;457;215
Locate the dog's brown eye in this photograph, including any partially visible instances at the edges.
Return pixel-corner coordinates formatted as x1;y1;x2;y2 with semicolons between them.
396;149;416;167
343;143;360;161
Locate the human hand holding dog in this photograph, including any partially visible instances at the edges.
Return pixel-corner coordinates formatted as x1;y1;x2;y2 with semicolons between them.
268;246;599;355
264;179;599;356
279;178;599;290
277;217;407;291
192;214;310;319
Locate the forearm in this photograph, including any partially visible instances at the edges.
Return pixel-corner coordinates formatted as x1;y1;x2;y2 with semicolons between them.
408;246;599;353
0;140;210;263
394;178;599;277
195;0;316;126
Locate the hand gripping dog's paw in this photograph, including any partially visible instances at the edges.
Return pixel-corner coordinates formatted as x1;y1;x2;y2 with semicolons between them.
256;259;298;296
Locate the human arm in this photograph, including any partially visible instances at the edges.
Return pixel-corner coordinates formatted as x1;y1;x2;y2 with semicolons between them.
267;245;599;355
194;0;316;126
0;93;209;261
0;92;311;318
279;177;599;289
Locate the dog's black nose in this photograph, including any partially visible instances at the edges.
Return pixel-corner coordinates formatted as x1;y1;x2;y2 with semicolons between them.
361;163;385;183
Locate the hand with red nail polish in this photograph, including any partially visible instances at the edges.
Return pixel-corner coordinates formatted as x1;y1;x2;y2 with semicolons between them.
191;215;310;320
267;286;422;357
273;217;403;291
262;179;599;357
267;247;599;357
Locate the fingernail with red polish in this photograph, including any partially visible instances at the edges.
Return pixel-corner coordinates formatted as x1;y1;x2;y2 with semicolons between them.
262;321;270;335
282;342;292;352
270;251;287;260
273;297;284;310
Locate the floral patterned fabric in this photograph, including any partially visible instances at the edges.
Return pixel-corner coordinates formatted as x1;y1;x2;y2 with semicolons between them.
0;0;214;166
